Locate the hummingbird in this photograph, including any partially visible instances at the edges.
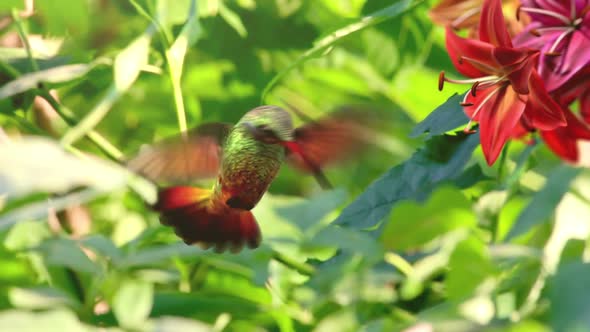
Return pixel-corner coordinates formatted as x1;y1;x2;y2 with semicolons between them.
128;105;377;253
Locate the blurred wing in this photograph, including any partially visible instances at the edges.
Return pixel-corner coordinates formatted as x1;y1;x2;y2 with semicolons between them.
286;107;378;172
128;123;232;183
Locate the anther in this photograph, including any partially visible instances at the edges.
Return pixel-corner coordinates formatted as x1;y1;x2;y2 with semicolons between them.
458;56;464;65
438;71;445;91
471;81;480;97
463;126;477;134
580;5;590;17
545;51;562;56
529;29;541;37
516;5;522;21
460;102;474;107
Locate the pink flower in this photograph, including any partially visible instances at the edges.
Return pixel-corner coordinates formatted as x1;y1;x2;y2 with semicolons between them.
513;0;590;91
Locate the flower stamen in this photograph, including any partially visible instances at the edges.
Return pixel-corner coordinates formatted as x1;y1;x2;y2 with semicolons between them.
518;7;571;25
451;7;481;29
548;27;575;53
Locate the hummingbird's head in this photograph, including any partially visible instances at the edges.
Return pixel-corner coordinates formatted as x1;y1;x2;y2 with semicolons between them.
241;105;294;144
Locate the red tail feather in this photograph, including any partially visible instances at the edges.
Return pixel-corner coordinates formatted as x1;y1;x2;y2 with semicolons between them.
154;186;261;252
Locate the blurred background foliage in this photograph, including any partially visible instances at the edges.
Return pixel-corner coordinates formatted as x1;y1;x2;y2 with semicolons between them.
0;0;589;331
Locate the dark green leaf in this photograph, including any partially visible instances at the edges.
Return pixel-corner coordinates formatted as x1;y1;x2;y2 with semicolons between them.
409;93;468;138
38;238;101;274
550;261;590;331
333;132;479;231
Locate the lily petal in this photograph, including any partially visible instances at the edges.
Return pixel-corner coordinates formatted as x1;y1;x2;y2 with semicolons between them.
479;0;513;47
466;85;527;164
446;26;497;77
524;70;567;130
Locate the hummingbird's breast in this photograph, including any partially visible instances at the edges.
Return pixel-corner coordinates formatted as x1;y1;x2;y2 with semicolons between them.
214;129;285;210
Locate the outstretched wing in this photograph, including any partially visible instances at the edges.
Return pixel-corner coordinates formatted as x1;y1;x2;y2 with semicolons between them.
285;107;378;173
128;123;232;183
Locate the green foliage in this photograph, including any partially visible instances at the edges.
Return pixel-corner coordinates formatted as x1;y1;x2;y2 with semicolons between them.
0;0;588;331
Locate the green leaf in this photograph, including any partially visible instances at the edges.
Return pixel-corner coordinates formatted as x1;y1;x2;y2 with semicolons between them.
381;186;476;251
38;238;101;274
112;279;154;329
9;287;78;310
550;261;590;332
274;189;347;231
505;165;581;241
151;291;262;319
80;235;123;263
410;93;469;138
118;243;203;268
113;33;151;91
314;225;382;257
445;237;494;300
4;221;51;251
219;2;248;37
261;0;422;101
313;309;358;332
333;132;480;231
0;309;90;332
152;316;213;332
0;137;127;198
0;64;93;99
165;0;201;129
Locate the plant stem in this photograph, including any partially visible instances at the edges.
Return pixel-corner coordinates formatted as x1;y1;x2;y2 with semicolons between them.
37;90;125;162
271;250;315;276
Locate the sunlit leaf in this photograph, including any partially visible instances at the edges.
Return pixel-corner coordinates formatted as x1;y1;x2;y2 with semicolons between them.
0;137;127;198
381;186;476;251
0;309;89;332
261;0;421;101
8;287;78;310
112;279;154;329
0;64;92;100
445;237;495;300
505;165;581;241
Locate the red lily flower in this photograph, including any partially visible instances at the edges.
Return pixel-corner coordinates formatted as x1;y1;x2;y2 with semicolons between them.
551;66;590;122
540;109;590;162
439;0;566;165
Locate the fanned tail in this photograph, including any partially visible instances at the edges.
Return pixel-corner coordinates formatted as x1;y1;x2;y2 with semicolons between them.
154;186;261;252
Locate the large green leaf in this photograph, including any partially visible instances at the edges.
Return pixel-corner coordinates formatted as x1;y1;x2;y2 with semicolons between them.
410;93;469;138
550;261;590;331
333;132;480;231
380;186;476;251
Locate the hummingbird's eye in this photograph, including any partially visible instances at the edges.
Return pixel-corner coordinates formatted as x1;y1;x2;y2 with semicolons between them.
252;124;280;143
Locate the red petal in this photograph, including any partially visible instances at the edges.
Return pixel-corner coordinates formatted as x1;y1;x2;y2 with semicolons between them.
479;0;513;47
497;49;538;94
445;26;496;77
581;89;590;123
540;129;578;161
467;85;527;165
524;71;567;130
